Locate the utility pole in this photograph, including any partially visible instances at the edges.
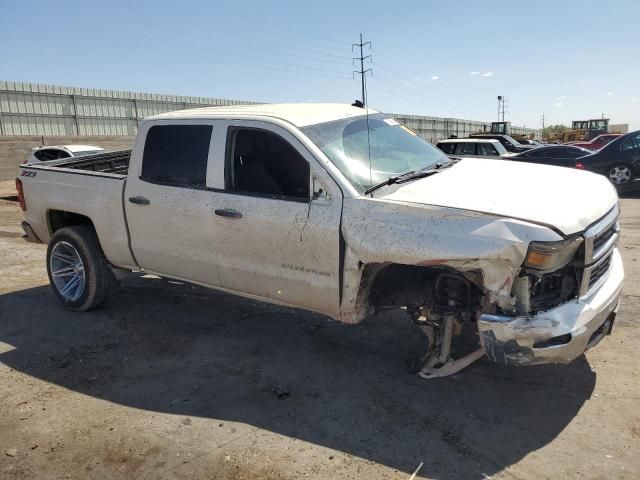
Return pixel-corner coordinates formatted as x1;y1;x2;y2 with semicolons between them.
541;113;546;140
496;96;509;123
353;34;372;106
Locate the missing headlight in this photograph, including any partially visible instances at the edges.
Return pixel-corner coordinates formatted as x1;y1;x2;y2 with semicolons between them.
529;265;580;313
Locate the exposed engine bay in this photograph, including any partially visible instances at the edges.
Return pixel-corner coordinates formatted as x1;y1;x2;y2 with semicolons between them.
366;252;593;379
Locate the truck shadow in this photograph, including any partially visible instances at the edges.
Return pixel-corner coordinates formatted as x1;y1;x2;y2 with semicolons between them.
0;275;596;479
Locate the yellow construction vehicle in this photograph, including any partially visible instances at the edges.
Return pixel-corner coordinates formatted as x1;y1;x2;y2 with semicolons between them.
561;118;610;143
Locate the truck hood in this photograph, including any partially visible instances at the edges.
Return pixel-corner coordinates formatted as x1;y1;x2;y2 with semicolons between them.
378;158;618;235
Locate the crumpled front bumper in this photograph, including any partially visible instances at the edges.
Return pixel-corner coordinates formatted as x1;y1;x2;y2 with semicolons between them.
478;248;624;366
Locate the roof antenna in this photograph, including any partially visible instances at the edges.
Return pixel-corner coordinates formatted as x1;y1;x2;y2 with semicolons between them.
352;99;364;108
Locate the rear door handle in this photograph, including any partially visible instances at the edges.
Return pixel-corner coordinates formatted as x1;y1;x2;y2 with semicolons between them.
128;196;150;205
215;208;243;219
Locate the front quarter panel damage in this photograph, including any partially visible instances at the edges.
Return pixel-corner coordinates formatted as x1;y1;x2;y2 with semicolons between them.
339;197;562;322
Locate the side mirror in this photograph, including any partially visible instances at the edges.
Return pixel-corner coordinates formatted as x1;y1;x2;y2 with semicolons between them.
312;176;331;202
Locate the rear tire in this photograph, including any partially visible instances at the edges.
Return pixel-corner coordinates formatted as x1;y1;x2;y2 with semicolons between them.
46;225;118;311
608;163;634;185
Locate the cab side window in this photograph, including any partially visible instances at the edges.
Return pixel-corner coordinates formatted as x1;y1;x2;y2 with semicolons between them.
35;149;70;161
438;143;455;154
226;128;310;201
621;133;640;152
477;143;498;156
562;148;584;158
141;125;212;188
545;149;565;158
454;143;476;155
526;148;547;158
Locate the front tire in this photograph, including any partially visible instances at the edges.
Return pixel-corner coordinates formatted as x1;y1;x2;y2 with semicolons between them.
46;225;118;311
608;163;634;185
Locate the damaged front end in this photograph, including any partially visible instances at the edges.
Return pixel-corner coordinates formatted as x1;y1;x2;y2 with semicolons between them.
478;208;623;366
342;197;624;377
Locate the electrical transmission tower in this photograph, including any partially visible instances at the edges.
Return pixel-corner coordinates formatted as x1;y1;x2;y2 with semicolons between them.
353;34;372;106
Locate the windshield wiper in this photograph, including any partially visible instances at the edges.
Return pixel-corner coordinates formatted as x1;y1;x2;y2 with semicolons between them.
364;159;459;195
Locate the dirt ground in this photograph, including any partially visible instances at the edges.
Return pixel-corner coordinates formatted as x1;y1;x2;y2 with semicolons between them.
1;180;639;479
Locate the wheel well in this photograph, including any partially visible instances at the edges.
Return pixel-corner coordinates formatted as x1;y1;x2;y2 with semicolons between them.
48;210;95;234
358;263;485;312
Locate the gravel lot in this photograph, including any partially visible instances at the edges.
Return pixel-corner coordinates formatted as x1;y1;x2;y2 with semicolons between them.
1;180;639;479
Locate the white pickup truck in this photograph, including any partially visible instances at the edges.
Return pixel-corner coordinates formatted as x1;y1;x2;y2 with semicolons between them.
16;103;624;378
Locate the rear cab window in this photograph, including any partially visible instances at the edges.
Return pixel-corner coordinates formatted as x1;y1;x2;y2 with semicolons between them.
141;124;213;188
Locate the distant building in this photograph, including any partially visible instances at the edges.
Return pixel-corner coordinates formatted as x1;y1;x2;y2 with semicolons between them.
610;123;629;133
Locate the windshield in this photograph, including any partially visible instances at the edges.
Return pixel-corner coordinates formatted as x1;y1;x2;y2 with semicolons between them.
503;135;520;147
301;113;449;194
491;142;509;155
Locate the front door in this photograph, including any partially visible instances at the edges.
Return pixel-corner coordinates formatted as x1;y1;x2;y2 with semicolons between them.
211;121;343;317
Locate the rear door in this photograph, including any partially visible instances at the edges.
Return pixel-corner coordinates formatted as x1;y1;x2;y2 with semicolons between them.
209;120;343;316
124;120;225;286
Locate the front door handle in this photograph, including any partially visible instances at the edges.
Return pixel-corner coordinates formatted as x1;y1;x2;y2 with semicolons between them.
215;208;243;219
128;196;150;205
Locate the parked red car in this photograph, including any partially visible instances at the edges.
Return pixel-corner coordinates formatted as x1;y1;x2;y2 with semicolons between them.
568;134;623;151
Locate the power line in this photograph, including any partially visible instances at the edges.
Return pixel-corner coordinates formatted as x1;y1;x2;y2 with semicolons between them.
353;34;372;105
211;37;353;67
371;48;495;107
369;61;497;117
253;37;351;61
368;70;488;117
372;62;489;109
215;9;351;53
175;43;353;77
105;33;355;81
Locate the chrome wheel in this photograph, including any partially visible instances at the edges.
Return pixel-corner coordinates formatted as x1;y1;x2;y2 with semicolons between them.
50;241;86;302
609;165;632;184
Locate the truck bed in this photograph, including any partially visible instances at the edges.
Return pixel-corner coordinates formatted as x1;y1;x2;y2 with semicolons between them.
19;149;136;268
37;149;132;176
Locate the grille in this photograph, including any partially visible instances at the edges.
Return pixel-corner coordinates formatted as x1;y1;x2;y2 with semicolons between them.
592;223;616;253
589;254;612;289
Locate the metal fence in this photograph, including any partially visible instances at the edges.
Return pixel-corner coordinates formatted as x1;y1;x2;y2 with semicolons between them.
390;113;540;143
0;81;260;136
0;81;540;141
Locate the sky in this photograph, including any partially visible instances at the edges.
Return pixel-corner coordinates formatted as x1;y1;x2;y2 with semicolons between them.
1;0;639;130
